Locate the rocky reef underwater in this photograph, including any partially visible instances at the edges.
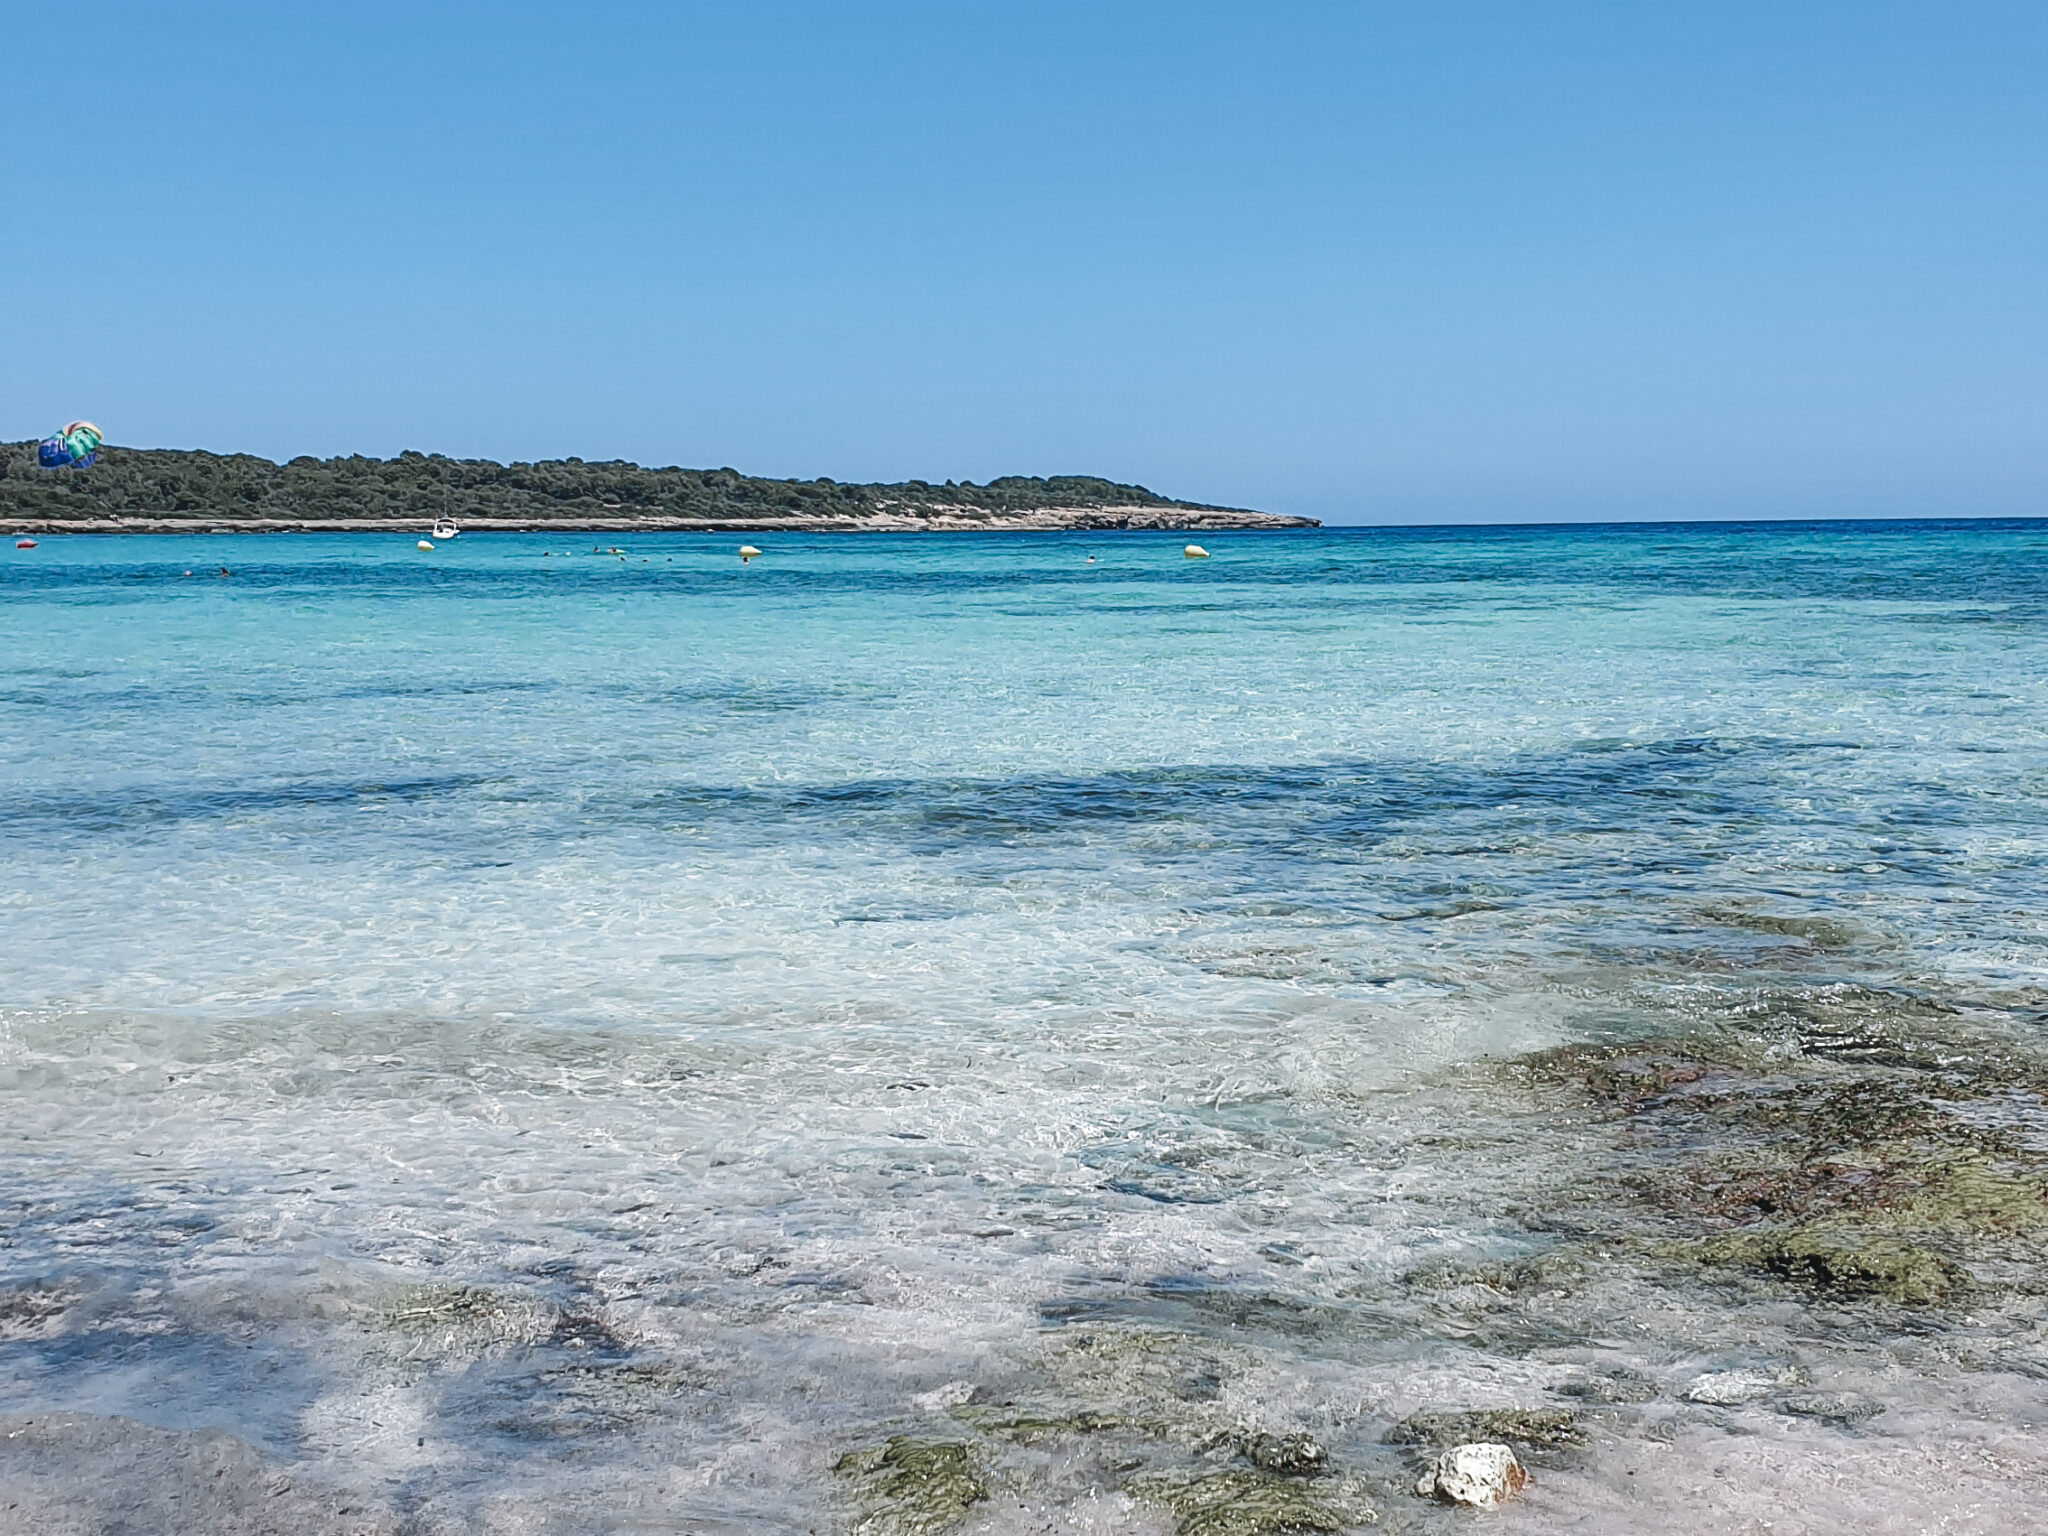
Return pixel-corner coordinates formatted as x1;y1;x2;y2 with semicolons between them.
3;975;2043;1535
825;980;2048;1536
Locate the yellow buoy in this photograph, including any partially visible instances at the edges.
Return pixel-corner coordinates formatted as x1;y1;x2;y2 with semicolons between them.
739;544;762;563
1183;544;1209;558
418;540;435;551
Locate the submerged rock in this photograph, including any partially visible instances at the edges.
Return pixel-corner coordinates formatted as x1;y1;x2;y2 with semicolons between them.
1683;1368;1797;1406
1700;908;1863;950
376;1283;552;1358
1124;1468;1358;1536
953;1404;1130;1442
1415;1443;1528;1509
1499;1023;2048;1331
832;1437;987;1536
1698;1228;1969;1305
1558;1368;1659;1405
911;1380;979;1411
0;1279;83;1342
1239;1430;1328;1475
1387;1406;1582;1457
1778;1391;1886;1425
1042;1325;1245;1415
1403;1251;1588;1299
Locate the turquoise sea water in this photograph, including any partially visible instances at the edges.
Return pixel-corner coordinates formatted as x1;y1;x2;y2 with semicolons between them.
4;524;2047;1533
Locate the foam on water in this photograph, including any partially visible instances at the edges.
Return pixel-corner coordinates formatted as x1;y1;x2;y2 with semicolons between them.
3;525;2047;1533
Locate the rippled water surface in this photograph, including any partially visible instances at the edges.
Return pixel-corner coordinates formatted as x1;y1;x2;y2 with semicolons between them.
4;525;2046;1534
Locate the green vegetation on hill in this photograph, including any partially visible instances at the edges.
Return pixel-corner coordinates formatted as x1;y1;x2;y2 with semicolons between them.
0;443;1235;523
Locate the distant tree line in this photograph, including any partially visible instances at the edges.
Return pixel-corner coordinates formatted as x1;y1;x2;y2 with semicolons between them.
0;444;1232;522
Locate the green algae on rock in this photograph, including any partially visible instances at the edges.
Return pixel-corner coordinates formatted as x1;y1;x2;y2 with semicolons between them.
1041;1324;1245;1411
1496;1004;2048;1318
832;1438;988;1536
1695;1227;1970;1306
935;1326;1358;1531
1123;1468;1363;1536
951;1405;1132;1443
376;1283;553;1358
1239;1431;1328;1476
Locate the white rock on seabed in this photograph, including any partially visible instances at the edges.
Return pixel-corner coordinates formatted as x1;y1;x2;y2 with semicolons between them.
1684;1368;1797;1406
1416;1443;1529;1508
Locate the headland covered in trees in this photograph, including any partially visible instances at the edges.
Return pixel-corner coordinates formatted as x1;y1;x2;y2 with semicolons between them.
0;443;1316;532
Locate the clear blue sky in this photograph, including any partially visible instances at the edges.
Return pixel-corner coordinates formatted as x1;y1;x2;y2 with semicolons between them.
6;2;2043;523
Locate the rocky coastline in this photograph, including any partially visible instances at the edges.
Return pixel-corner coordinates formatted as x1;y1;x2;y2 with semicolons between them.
0;504;1316;535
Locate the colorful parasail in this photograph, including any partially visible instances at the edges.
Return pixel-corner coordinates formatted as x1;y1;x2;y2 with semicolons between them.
37;420;103;469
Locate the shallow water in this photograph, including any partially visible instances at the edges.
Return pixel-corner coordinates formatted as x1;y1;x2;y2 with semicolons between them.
3;524;2046;1534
